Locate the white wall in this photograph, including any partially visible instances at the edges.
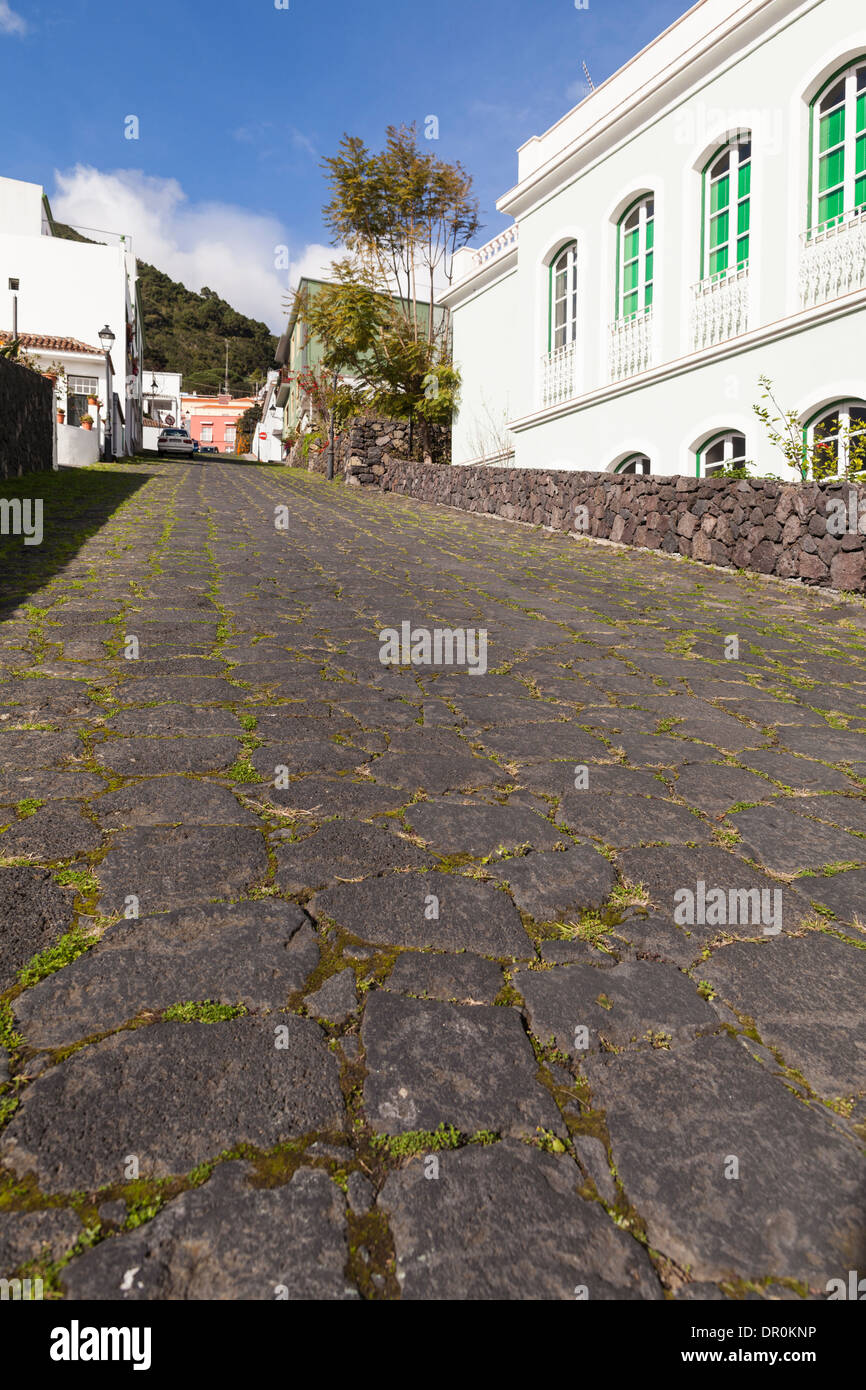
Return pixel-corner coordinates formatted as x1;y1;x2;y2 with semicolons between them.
57;423;100;469
447;0;866;475
0;176;43;236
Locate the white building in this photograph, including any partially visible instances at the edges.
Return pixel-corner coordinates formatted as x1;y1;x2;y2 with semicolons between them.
254;369;289;463
444;0;866;479
0;174;143;457
142;370;183;452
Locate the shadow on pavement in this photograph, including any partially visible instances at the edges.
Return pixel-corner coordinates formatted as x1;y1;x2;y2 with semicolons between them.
0;464;152;621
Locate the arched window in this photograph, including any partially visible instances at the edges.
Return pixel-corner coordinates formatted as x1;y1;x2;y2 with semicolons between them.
805;400;866;476
615;454;651;475
697;431;746;477
702;137;751;279
616;197;654;319
549;242;578;351
809;60;866;233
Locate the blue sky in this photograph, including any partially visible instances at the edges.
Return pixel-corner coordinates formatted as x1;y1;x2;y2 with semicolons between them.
2;0;691;327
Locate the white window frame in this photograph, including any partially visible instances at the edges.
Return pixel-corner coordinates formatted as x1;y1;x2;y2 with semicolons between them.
806;400;866;475
549;242;578;352
617;197;654;320
810;61;866;234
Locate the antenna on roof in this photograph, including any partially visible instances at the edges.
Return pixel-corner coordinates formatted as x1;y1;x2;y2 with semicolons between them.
582;60;595;93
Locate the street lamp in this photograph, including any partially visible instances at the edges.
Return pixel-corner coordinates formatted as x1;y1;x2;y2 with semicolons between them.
98;324;116;460
8;279;19;338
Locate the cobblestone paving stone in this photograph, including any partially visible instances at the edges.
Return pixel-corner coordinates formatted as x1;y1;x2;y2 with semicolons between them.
0;458;864;1301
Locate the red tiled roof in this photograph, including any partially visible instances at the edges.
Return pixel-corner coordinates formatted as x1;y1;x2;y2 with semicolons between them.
0;331;103;356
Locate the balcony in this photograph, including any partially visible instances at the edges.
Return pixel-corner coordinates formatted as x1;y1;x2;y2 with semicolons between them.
609;309;653;380
541;341;577;409
471;225;519;271
799;209;866;308
690;266;750;351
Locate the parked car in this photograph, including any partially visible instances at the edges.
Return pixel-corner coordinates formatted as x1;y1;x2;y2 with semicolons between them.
157;428;196;458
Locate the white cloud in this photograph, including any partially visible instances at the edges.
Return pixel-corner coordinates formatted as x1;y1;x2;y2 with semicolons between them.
0;2;27;35
50;165;328;333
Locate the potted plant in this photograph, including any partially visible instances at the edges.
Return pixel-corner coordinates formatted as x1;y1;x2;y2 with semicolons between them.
56;408;65;424
80;414;94;431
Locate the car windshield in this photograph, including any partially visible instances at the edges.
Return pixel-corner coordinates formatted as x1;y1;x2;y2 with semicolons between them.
162;429;187;437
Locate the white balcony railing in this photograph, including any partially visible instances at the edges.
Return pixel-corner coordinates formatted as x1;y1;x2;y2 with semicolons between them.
471;225;519;270
541;341;577;408
691;266;750;351
799;208;866;308
609;308;653;380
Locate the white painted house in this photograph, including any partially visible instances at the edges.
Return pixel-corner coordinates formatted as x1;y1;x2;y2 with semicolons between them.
142;370;184;452
0;174;143;457
444;0;866;479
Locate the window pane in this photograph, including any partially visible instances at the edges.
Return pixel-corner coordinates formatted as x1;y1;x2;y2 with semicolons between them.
711;152;729;178
706;441;725;465
623;290;638;317
644;282;654;310
645;251;653;284
645;217;654;250
820;79;845;114
819;147;845;192
624;228;639;259
710;245;729;276
738;162;751;199
858;66;866;90
858;93;866;134
731;433;746;459
736;235;749;265
819;107;845;153
645;199;655;218
624;208;639;230
849;406;866;428
710;210;729;248
818;188;845;224
710;174;730;214
857;131;866;176
623;261;639;292
737;199;750;236
738;140;752;163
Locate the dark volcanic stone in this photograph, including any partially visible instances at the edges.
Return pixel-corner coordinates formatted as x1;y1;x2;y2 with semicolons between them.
94;737;240;776
730;803;866;874
62;1163;355;1300
96;826;268;913
94;777;257;827
254;774;408;821
0;1209;83;1276
557;793;711;847
384;952;503;1004
0;801;103;861
799;868;866;926
362;993;562;1138
405;801;562;856
114;677;240;705
0;731;82;770
668;763;779;816
370;750;504;793
275;820;431;892
738;749;855;791
0;867;75;990
13;901;320;1048
617;846;812;938
379;1141;662;1300
703;933;866;1096
304;969;358;1024
519;959;717;1056
585;1034;866;1286
489;846;616;921
250;741;360;779
1;1018;345;1188
311;873;532;957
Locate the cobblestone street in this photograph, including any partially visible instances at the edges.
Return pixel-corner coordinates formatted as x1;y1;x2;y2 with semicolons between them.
1;459;865;1300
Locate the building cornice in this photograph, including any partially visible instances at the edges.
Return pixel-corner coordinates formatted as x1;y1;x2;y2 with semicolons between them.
498;0;818;221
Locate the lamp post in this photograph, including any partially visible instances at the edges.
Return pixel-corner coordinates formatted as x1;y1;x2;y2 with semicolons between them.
98;324;116;460
8;279;19;338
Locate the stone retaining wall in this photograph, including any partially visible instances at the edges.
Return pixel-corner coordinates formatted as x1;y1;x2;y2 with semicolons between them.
371;459;866;593
290;415;450;477
0;357;54;479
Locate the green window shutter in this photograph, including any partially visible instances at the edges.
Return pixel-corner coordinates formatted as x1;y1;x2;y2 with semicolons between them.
819;106;845;153
644;282;654;310
738;162;751;199
710;175;730;215
645;218;654;250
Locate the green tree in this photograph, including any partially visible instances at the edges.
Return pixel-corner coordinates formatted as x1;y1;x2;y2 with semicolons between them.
290;124;480;459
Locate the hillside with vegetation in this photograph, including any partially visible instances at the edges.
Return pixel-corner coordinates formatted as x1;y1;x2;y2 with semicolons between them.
137;262;278;396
